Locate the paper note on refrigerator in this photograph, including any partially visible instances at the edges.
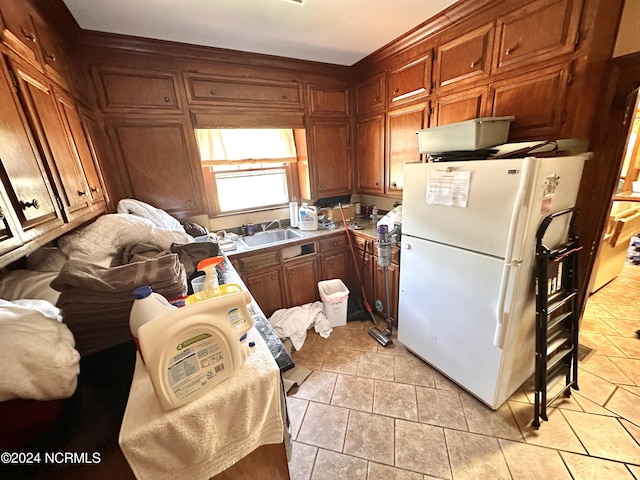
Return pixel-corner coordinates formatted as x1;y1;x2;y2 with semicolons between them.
426;170;471;207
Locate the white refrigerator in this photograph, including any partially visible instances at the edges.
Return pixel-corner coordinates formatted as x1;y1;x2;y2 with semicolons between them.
397;155;588;409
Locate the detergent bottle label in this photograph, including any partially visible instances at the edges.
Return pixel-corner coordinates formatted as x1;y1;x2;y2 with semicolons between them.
227;307;247;327
167;333;227;401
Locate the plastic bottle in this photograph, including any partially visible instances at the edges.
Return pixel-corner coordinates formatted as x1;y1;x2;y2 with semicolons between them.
191;256;225;300
137;290;255;410
129;286;178;363
298;203;318;230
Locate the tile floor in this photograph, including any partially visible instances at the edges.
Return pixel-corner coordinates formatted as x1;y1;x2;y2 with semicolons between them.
285;264;640;479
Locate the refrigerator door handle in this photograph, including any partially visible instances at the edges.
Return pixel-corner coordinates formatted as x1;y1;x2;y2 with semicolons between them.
503;157;535;264
494;262;519;348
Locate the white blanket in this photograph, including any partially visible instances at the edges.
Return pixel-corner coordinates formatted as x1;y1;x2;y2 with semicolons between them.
119;327;283;480
0;299;80;401
269;301;332;350
117;199;187;232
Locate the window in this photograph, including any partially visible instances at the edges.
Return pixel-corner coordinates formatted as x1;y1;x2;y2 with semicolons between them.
195;128;303;215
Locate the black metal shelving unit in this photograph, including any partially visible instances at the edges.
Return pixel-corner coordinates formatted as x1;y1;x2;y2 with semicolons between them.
532;208;582;429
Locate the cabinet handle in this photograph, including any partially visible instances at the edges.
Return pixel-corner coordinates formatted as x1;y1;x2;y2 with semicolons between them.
20;199;40;210
90;186;99;193
0;207;4;220
315;103;320;108
321;184;325;189
44;51;57;62
210;89;216;95
164;96;170;102
393;88;399;95
21;27;36;43
282;94;287;99
374;96;379;102
505;44;518;56
270;275;275;280
374;182;379;186
391;182;397;188
470;58;482;68
78;190;87;196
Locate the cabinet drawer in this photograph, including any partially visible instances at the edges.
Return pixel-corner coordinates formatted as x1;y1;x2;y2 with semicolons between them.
319;234;348;252
185;74;303;108
308;86;349;116
352;234;371;252
232;250;281;273
92;67;181;112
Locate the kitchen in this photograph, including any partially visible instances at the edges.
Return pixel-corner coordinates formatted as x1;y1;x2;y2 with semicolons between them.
0;0;639;478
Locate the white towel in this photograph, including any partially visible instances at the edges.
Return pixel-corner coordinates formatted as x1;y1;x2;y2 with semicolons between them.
0;299;80;401
119;327;283;480
269;301;332;350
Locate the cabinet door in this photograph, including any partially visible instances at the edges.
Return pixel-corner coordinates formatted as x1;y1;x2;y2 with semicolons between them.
322;251;349;283
308;86;349;116
92;66;181;113
374;262;399;324
349;239;374;307
432;86;489;126
30;8;68;87
0;189;22;255
435;23;494;90
355;73;385;114
488;63;570;140
0;59;61;240
0;0;40;65
307;120;351;197
284;257;320;307
55;92;105;206
356;114;385;195
388;53;432;105
106;119;204;216
12;61;92;223
386;103;427;197
244;268;286;318
493;0;583;74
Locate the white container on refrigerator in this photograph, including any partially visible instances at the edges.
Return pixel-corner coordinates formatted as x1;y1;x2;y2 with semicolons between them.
397;154;588;409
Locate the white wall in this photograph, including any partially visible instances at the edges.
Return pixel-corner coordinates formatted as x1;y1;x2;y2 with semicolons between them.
613;0;640;57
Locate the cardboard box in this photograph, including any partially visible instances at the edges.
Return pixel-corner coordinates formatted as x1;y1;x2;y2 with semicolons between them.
321;204;355;222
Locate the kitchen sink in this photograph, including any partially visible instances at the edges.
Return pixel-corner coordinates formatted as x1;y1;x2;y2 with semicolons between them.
239;228;303;248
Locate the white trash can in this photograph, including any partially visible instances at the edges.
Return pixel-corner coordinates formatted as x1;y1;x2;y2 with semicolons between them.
318;279;350;327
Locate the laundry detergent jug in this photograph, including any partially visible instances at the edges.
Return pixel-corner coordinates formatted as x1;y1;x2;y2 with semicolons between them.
137;289;255;410
298;203;318;230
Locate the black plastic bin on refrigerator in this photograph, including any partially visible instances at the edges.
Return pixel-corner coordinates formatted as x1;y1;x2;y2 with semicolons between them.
532;208;582;429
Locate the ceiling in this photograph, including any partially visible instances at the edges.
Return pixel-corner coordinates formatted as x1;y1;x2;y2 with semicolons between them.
62;0;460;66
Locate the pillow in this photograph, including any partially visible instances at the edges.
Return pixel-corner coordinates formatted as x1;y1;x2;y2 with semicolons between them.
0;270;60;305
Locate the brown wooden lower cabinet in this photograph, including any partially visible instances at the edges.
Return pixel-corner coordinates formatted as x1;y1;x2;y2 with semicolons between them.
284;256;320;307
243;268;286;318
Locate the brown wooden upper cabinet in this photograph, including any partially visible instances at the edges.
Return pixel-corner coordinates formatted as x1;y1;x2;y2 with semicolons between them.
488;62;571;140
0;185;23;256
435;23;495;90
388;53;432;105
0;58;62;243
92;66;182;113
432;86;489;127
356;73;385;114
106;119;205;216
308;85;349;116
386;103;428;197
307;120;351;198
184;73;303;109
493;0;583;74
356;114;385;196
0;0;69;88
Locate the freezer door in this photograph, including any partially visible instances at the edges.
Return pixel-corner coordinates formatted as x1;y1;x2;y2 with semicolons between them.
397;236;505;408
402;159;530;259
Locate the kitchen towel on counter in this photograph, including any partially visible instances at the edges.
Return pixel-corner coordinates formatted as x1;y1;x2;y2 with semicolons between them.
268;301;332;351
118;326;283;480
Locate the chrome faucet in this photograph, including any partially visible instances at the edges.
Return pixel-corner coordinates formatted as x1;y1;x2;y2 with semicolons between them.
261;219;281;232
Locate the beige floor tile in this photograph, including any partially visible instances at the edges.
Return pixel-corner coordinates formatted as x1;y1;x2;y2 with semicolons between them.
416;386;467;430
509;401;586;453
296;402;349;452
622;385;640;396
394;353;437;388
331;374;374;412
356;351;395;381
434;370;465;393
580;354;635;385
560;451;636;480
289;442;318;480
608;335;640;359
310;448;367;480
346;328;382;353
460;393;523;441
373;380;418;421
315;327;349;347
573;369;617;406
629;464;640;479
584;303;616;318
605;387;640;425
343;320;368;331
291;370;337;403
395;419;451;479
499;439;572;479
343;410;395;465
561;409;640;464
571;391;616;416
600;303;640;319
376;338;413;356
445;429;510;480
321;348;361;375
621;418;640;444
292;343;327;370
580;332;627;357
367;462;424;480
287;396;309;439
605;317;640;338
609;356;640;385
580;316;620;335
